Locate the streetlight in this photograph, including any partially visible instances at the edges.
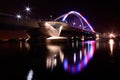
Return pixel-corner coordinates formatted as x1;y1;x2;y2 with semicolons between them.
16;14;22;20
25;6;31;19
25;6;31;12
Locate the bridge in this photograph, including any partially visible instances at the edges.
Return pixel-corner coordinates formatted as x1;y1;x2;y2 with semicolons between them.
54;11;96;40
37;11;96;40
0;11;96;41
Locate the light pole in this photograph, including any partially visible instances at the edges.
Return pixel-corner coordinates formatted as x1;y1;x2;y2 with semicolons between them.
25;6;31;19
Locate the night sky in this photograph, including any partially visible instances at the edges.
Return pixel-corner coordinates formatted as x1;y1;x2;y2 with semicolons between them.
0;0;120;33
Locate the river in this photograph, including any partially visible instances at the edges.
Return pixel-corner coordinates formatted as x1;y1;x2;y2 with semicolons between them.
0;37;120;80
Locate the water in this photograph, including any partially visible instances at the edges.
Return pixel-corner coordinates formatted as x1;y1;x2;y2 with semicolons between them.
0;38;120;80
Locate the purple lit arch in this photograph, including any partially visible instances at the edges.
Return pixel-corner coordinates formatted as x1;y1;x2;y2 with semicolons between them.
54;11;95;32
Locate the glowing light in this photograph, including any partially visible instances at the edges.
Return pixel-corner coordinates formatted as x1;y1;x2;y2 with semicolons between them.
45;22;51;26
16;14;22;19
80;50;82;60
74;53;76;63
81;35;84;41
109;33;115;38
109;39;114;55
25;6;31;12
27;69;33;80
47;36;67;40
44;22;64;37
46;45;60;69
63;59;68;70
62;11;95;32
73;22;76;25
46;57;57;69
47;45;60;53
46;44;64;70
44;22;59;37
96;34;99;40
59;50;64;62
58;26;63;36
25;34;31;42
46;57;51;68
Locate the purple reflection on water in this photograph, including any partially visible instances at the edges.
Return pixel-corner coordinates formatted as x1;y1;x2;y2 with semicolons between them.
63;41;95;74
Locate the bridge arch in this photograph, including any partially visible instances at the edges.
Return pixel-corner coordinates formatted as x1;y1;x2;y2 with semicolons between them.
54;11;95;32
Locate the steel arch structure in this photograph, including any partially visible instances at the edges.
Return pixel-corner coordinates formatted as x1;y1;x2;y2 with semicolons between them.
54;11;95;32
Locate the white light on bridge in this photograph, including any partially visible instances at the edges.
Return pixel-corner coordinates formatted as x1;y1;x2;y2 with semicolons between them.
79;25;81;27
73;22;76;25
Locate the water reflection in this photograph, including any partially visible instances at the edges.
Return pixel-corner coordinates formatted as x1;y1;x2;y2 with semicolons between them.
0;38;96;79
96;39;100;50
46;44;64;70
46;39;96;74
63;40;95;74
27;69;34;80
1;37;120;79
109;39;114;55
0;41;30;54
19;41;31;50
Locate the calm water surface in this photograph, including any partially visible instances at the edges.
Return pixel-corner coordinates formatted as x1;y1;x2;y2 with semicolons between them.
0;38;120;80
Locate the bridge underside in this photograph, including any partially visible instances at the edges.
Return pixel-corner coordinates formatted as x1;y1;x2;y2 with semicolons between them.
60;25;96;40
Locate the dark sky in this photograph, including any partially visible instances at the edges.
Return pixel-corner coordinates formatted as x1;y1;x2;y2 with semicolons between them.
0;0;120;33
